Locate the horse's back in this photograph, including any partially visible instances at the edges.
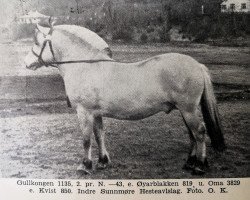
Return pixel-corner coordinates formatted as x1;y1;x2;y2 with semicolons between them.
143;53;206;104
134;53;204;86
137;53;202;70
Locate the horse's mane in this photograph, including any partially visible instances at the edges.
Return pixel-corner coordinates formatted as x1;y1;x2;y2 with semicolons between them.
55;25;109;51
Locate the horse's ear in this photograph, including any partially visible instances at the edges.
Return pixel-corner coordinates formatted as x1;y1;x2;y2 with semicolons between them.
48;16;56;27
36;23;50;35
48;16;56;35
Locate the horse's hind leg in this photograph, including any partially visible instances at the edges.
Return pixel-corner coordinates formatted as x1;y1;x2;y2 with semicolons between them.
183;132;197;170
180;107;208;175
93;116;110;169
76;105;94;174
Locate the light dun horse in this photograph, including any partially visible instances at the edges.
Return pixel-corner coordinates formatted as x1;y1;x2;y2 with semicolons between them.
25;22;226;175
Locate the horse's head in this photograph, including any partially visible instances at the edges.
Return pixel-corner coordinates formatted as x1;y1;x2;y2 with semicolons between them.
25;21;112;71
25;20;56;70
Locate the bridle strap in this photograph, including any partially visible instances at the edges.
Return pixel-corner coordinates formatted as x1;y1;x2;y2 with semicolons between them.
47;59;116;65
32;39;58;68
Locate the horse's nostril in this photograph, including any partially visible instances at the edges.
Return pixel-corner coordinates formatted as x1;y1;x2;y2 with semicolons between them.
25;64;33;69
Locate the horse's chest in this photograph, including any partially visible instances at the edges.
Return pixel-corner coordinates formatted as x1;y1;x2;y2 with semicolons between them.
64;75;100;104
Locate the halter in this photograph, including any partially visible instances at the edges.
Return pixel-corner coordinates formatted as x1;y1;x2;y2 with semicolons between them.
32;35;58;68
31;28;115;68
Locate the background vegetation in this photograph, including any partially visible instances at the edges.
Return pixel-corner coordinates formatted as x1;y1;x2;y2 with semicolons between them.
8;0;250;44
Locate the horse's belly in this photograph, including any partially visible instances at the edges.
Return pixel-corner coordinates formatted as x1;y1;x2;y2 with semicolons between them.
102;101;173;120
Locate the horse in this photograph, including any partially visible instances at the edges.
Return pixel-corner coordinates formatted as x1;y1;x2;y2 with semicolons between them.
24;22;226;175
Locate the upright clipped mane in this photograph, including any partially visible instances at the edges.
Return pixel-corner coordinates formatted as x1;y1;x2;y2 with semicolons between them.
54;25;110;53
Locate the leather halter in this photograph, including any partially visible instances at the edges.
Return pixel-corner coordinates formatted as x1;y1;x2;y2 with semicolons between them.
32;35;58;68
31;29;115;68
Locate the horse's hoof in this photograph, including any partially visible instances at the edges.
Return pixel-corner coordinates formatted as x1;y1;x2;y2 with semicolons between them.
96;162;108;170
192;167;206;175
97;155;110;170
99;154;110;165
183;163;195;171
191;159;208;175
77;164;91;175
183;156;196;171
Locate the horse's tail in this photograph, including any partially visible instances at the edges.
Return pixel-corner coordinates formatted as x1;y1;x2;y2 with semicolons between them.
200;66;226;152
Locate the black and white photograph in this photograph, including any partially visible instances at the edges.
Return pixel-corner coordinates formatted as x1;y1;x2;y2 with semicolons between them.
0;0;249;183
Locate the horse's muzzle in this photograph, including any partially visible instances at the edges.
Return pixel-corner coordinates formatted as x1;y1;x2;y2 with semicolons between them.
26;64;38;70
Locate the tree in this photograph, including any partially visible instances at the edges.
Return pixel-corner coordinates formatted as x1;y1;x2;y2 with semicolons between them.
160;0;172;42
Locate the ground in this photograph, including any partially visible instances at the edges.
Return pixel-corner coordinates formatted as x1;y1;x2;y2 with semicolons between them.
0;37;249;179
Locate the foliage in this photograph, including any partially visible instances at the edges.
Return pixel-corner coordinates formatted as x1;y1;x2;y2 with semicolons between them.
11;0;250;43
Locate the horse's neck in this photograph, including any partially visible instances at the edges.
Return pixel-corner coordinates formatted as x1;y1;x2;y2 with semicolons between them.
53;38;110;77
56;53;110;77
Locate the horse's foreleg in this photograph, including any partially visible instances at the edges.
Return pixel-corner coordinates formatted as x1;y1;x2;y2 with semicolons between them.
76;105;94;174
93;116;110;169
181;108;208;175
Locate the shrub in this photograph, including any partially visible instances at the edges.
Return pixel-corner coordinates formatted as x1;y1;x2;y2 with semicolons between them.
112;28;133;42
140;32;148;43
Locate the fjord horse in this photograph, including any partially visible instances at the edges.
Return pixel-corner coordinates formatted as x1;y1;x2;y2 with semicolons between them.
25;23;226;175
